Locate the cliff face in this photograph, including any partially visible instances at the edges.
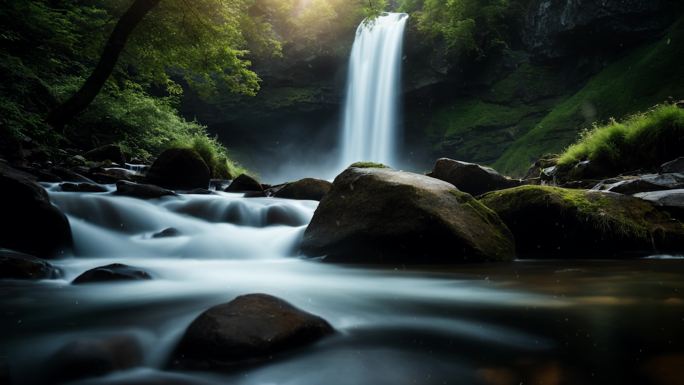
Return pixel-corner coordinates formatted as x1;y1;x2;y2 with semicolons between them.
182;1;683;177
524;0;674;60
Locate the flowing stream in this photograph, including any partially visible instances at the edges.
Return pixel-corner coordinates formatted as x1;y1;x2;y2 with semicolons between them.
1;186;684;385
339;13;408;168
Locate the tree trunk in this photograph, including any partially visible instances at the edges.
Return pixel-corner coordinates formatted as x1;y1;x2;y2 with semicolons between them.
47;0;161;130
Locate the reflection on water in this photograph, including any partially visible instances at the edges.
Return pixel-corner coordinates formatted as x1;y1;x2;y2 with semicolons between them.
0;187;683;385
3;259;683;385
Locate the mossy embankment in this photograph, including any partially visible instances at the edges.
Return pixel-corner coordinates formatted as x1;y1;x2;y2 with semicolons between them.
480;185;684;257
422;17;684;177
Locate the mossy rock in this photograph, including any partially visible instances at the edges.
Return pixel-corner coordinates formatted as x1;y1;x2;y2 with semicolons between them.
302;167;515;263
349;162;389;169
480;185;684;258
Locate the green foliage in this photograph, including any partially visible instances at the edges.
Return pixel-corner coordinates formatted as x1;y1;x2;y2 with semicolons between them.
169;135;247;179
494;17;684;175
398;0;528;61
556;104;684;172
0;0;260;172
52;79;245;178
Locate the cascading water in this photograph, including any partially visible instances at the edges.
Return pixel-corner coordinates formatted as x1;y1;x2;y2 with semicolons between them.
339;13;408;168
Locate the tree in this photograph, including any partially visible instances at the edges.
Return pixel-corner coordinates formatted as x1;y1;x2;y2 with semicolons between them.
47;0;269;130
47;0;161;129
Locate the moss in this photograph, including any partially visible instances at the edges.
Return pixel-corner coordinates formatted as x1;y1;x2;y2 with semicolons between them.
481;185;676;240
494;17;684;175
556;104;684;172
350;162;389;169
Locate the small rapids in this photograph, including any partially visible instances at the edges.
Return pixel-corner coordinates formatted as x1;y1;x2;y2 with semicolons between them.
1;186;683;385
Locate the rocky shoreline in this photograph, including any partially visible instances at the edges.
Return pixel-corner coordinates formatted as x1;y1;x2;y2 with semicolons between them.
1;145;684;382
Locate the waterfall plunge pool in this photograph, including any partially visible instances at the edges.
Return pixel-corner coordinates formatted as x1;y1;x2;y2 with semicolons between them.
1;187;684;385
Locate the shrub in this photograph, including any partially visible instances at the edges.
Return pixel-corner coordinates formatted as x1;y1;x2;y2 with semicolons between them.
557;104;684;173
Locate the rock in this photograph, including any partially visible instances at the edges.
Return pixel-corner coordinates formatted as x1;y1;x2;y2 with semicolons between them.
634;189;684;221
146;148;210;190
301;166;516;263
185;188;214;195
661;157;684;174
46;334;143;383
593;173;684;195
264;205;309;227
274;178;332;201
524;0;676;60
60;182;109;193
225;174;263;193
480;186;684;258
72;263;152;284
0;248;61;279
152;227;181;238
0;166;72;258
66;155;87;167
50;166;96;183
429;158;522;196
170;294;334;369
115;180;176;199
243;191;267;198
89;167;137;184
84;144;126;165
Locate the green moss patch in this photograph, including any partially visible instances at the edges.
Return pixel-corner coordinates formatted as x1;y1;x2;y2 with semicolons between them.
480;185;684;257
349;162;389;169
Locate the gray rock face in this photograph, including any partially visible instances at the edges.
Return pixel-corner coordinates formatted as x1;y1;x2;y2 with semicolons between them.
593;173;684;195
661;157;684;174
429;158;522;196
301;166;516;263
84;144;126;165
524;0;675;60
170;294;334;369
634;189;684;221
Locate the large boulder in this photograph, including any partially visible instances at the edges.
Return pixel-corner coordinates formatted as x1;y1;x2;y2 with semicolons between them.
115;180;176;199
72;263;152;284
146;148;210;190
170;294;334;369
480;186;684;258
46;334;143;383
0;166;72;258
301;166;515;263
634;189;684;221
225;174;263;193
84;144;126;165
273;178;332;201
0;249;61;280
429;158;522;196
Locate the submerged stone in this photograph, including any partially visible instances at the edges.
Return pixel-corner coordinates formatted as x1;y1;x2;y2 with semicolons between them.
170;293;334;369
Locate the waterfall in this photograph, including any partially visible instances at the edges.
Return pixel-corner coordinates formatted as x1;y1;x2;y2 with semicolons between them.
339;12;408;169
